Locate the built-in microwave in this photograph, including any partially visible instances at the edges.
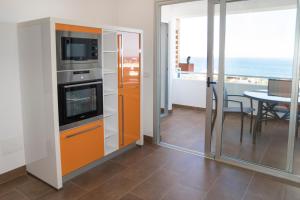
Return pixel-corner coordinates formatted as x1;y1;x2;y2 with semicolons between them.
56;31;101;71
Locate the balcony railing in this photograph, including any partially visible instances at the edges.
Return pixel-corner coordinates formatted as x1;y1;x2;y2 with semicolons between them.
176;71;290;85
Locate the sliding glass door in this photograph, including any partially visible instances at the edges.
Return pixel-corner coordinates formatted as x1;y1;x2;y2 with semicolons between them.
213;0;300;177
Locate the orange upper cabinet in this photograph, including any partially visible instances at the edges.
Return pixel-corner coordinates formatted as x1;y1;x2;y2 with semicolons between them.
55;23;102;34
60;120;104;176
118;32;141;87
118;32;141;147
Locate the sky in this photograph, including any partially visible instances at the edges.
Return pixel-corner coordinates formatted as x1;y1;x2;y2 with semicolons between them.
180;8;297;59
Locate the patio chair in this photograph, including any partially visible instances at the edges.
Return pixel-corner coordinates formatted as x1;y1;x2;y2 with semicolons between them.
265;79;291;120
212;85;255;143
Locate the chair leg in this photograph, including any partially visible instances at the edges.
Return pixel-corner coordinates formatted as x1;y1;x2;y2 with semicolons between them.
250;111;253;134
211;110;217;136
222;112;226;127
240;112;244;143
296;116;299;138
249;99;253;134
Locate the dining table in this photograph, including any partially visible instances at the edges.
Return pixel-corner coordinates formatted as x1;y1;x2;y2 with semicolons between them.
243;90;299;143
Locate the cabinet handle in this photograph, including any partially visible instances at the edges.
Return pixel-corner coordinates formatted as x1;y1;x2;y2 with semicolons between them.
121;95;125;145
65;125;101;139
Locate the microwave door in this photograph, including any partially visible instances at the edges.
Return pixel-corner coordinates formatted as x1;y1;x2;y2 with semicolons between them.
62;37;88;61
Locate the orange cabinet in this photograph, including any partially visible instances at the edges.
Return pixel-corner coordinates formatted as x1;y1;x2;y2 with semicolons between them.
60;120;104;176
118;32;141;148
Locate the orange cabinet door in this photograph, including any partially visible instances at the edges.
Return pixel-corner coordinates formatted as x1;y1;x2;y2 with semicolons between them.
60;120;104;176
118;32;141;147
119;85;140;147
119;32;141;86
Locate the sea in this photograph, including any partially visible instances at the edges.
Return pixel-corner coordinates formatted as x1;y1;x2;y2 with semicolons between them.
183;57;294;79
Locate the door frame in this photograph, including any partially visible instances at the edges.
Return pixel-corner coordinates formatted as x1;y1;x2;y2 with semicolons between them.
213;0;300;183
154;0;214;157
160;22;170;118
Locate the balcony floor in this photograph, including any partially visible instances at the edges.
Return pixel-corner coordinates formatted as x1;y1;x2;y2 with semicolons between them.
160;106;300;173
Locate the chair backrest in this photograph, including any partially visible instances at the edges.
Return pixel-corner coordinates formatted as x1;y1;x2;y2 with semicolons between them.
268;79;292;98
212;84;217;104
212;84;229;108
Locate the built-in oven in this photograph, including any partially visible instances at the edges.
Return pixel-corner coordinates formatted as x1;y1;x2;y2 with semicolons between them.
58;78;103;130
57;66;103;130
56;31;101;71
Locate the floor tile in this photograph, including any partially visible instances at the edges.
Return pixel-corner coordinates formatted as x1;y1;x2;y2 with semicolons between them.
111;146;156;167
0;176;30;197
118;193;143;200
71;161;125;191
283;184;300;200
161;184;205;200
243;173;285;200
0;190;29;200
16;176;53;200
78;175;138;200
38;182;86;200
131;168;181;200
204;166;253;200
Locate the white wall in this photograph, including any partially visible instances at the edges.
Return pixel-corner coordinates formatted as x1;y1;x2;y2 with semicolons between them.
115;0;155;136
0;23;25;175
0;0;117;24
172;79;207;108
172;78;266;114
0;0;118;175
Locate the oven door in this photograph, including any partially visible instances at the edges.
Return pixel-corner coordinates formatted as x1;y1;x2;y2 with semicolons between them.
58;80;103;127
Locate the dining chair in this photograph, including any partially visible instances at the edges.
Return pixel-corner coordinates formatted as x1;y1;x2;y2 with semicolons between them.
212;85;255;143
259;79;292;124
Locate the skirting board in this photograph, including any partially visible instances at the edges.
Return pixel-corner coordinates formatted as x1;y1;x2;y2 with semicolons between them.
144;135;153;144
0;166;26;185
143;129;153;137
172;104;206;111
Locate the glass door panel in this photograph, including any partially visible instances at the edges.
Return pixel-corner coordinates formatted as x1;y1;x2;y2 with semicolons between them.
159;0;210;154
293;81;300;174
220;0;297;171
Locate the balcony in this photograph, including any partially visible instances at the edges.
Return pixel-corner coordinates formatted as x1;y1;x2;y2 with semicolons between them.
161;71;300;172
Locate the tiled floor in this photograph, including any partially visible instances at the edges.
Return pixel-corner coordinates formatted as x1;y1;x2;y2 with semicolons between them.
1;140;300;200
160;106;206;152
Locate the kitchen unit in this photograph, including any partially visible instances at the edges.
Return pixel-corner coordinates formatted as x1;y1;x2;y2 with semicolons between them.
18;18;143;189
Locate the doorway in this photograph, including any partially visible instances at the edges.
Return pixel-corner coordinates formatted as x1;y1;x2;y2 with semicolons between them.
155;0;300;183
158;0;214;154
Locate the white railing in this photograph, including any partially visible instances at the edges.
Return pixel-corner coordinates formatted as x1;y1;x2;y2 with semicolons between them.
172;72;268;112
177;71;290;85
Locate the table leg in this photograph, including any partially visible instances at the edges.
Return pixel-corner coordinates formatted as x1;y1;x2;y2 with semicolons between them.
253;101;263;144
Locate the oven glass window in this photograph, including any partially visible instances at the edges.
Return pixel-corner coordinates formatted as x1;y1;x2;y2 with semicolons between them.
65;87;97;118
